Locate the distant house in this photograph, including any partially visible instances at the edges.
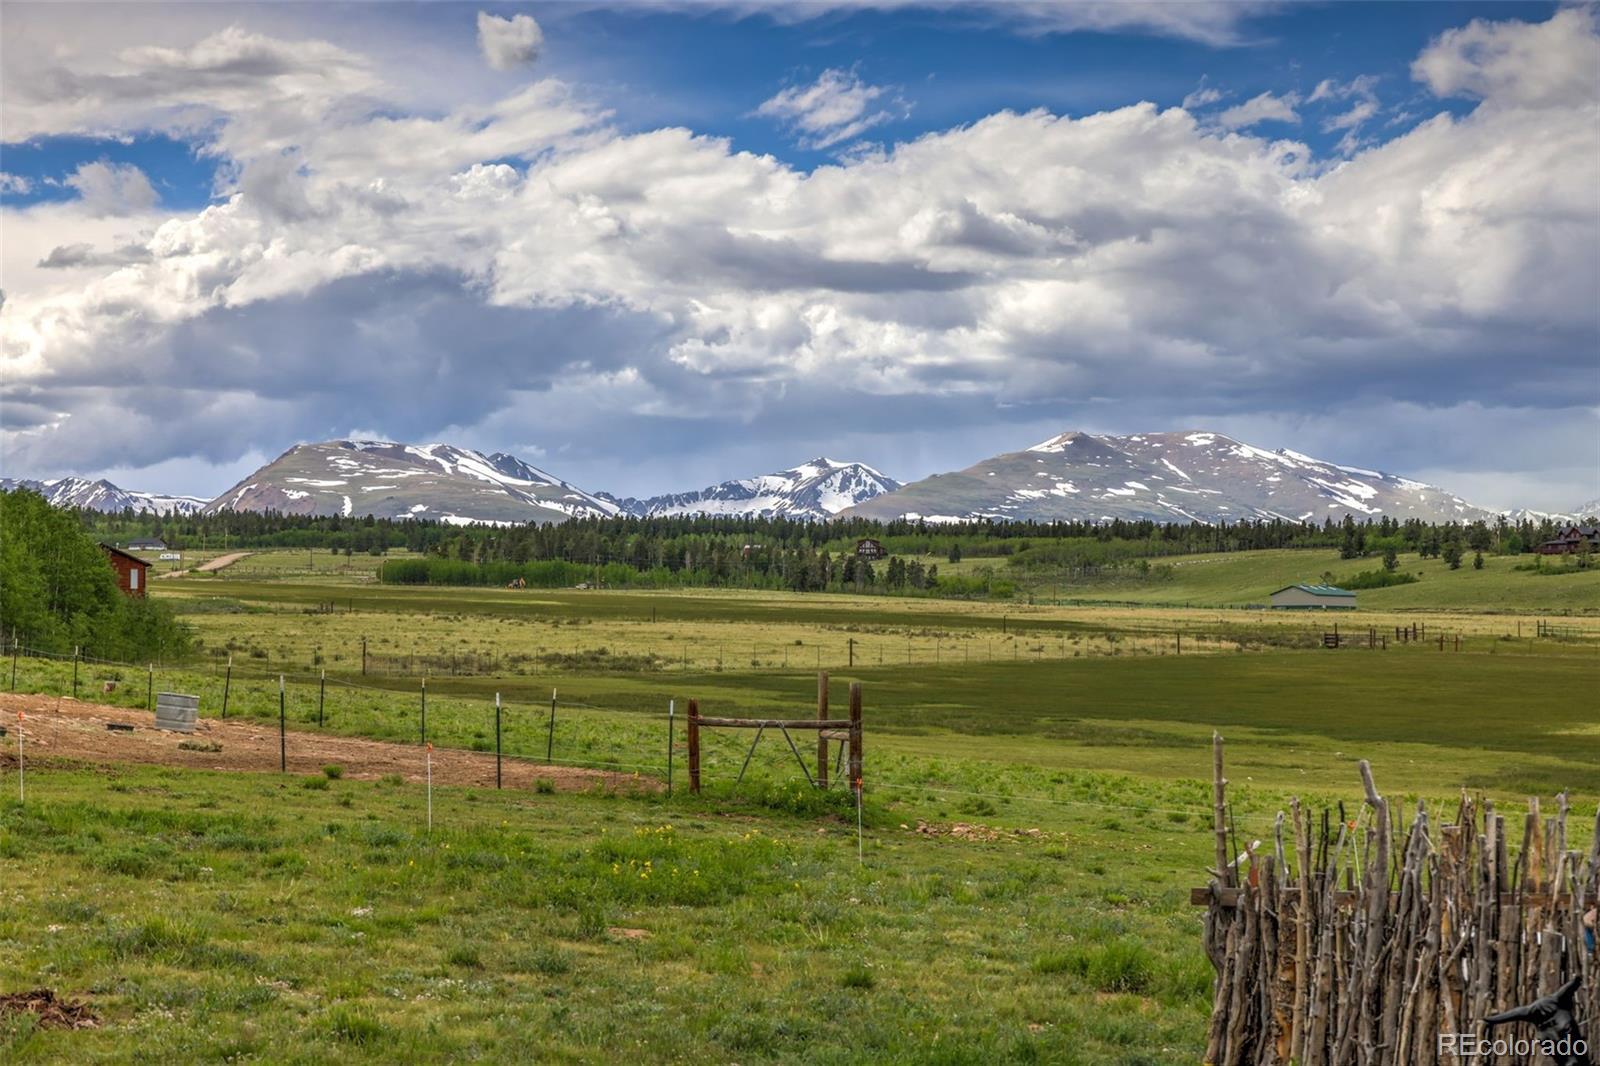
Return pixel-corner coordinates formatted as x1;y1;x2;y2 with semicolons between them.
855;538;887;560
100;544;150;598
125;537;167;551
1534;525;1600;555
1270;584;1356;610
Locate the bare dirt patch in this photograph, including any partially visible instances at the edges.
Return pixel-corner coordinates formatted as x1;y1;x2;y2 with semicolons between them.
0;989;99;1030
0;693;655;793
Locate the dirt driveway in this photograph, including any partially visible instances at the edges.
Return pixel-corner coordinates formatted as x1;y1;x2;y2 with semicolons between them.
0;693;654;793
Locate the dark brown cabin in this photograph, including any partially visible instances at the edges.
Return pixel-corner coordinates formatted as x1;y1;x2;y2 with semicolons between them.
854;538;887;560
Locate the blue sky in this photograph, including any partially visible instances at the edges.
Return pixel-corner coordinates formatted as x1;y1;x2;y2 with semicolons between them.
1;2;1596;510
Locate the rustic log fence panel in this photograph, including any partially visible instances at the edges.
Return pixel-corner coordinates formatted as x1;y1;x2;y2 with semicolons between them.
1198;734;1598;1065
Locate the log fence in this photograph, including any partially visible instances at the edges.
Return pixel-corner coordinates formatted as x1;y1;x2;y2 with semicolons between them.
1198;734;1598;1065
685;672;862;795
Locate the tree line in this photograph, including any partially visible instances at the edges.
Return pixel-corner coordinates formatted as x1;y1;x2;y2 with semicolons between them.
1;489;192;660
61;499;1575;597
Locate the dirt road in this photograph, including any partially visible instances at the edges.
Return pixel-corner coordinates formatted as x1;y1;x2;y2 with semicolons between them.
0;693;654;792
196;552;253;572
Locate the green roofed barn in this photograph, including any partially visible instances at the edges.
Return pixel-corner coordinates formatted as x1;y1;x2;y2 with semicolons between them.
1270;584;1357;610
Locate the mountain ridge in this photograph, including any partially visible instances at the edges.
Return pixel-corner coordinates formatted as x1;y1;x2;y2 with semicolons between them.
6;432;1580;526
0;476;208;516
198;440;620;524
602;458;899;521
844;429;1501;525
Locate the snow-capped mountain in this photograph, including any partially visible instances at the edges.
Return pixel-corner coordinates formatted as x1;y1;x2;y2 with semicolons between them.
1572;497;1600;520
201;441;620;524
0;476;207;515
604;459;900;520
845;430;1497;524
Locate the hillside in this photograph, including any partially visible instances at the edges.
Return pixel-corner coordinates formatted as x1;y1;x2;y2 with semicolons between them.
202;441;619;524
847;430;1493;524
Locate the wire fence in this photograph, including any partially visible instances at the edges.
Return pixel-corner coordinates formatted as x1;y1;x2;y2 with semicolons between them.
1;637;1300;837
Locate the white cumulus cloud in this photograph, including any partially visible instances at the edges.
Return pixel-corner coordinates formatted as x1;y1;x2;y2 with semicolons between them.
477;12;543;71
1413;6;1600;108
1216;90;1300;129
63;161;160;215
757;68;904;149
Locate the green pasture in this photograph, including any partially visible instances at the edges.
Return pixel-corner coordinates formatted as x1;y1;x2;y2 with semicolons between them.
979;547;1600;612
3;645;1597;1061
11;639;1597;807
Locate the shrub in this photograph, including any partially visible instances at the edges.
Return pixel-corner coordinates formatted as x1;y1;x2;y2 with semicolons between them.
445;944;482;968
323;764;344;780
325;1006;384;1044
839;965;876;989
1034;938;1154;994
1338;569;1420;590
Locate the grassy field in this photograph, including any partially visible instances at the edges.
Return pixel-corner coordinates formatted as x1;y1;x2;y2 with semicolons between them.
152;560;1600;680
0;760;1217;1064
932;547;1600;612
3;547;1596;1061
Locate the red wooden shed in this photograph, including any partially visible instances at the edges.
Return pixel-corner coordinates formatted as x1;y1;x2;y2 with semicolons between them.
100;544;150;598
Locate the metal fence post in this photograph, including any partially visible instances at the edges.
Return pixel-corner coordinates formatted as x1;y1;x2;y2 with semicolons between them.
546;689;557;763
278;675;286;772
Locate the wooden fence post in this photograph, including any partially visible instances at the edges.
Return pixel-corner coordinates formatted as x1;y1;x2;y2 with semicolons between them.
687;699;701;794
848;682;863;794
816;671;829;789
1213;733;1231;887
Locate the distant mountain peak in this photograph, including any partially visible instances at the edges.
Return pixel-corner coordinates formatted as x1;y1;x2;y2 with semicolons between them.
608;458;900;520
0;475;207;515
847;429;1493;524
201;439;617;524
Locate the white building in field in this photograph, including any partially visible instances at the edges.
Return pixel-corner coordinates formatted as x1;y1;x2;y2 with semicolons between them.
1270;584;1357;610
